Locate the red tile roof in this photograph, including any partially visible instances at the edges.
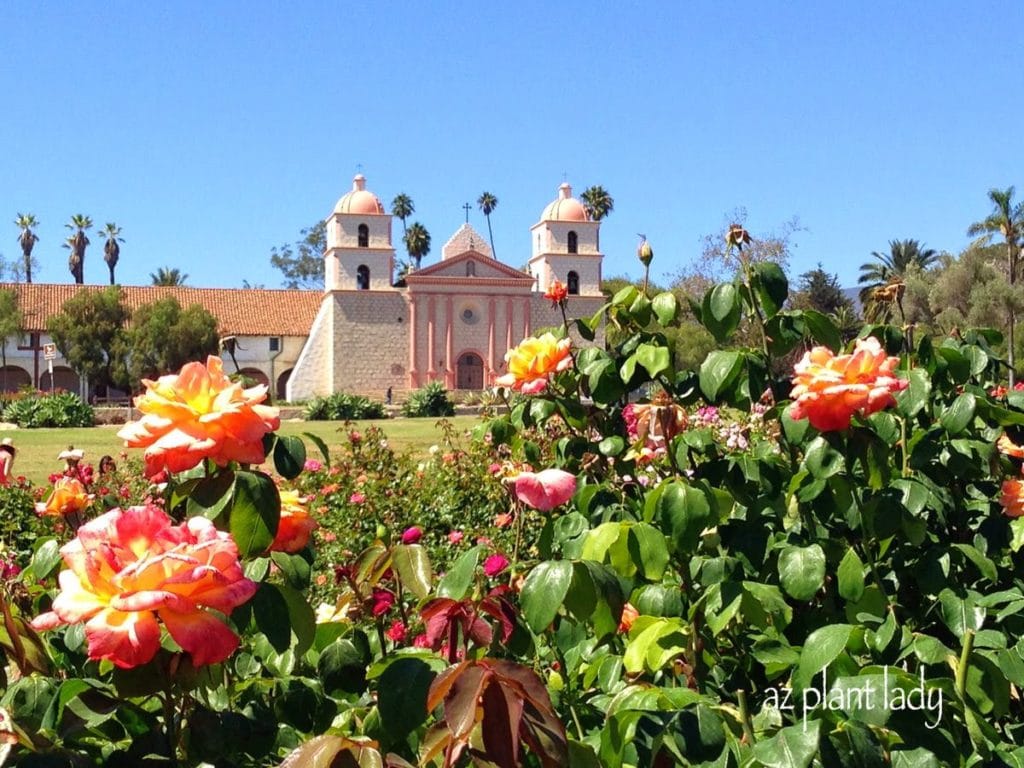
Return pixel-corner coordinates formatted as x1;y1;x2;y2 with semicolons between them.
0;283;323;336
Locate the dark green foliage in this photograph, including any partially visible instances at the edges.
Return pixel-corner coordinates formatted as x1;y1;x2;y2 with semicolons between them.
401;381;455;417
2;391;94;428
128;296;219;383
304;392;386;421
46;285;131;392
270;221;326;289
0;481;45;558
792;262;854;316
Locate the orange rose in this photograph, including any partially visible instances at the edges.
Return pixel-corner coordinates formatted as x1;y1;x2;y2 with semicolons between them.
1001;479;1024;518
31;504;257;669
36;477;93;517
998;434;1024;459
118;356;280;477
544;279;568;307
273;489;318;553
790;337;907;432
495;333;572;395
618;602;640;634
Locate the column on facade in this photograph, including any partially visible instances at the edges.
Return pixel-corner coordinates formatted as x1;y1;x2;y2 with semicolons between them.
505;298;514;355
408;295;418;389
427;295;436;379
487;297;496;383
522;298;531;340
445;295;454;389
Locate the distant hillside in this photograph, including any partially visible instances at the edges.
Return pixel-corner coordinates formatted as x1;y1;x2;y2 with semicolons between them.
842;286;863;315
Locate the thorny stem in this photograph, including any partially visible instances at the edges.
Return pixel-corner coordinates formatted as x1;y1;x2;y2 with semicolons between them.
510;501;525;584
737;689;756;745
740;254;770;358
956;629;976;702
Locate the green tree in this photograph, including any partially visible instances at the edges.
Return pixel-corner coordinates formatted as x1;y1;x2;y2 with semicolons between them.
968;186;1024;384
270;220;326;289
0;288;24;389
857;239;938;323
47;286;130;392
580;185;614;222
390;193;414;240
404;222;431;271
99;223;124;285
791;263;854;316
128;296;219;383
477;192;498;257
14;213;39;283
149;267;189;286
64;214;92;284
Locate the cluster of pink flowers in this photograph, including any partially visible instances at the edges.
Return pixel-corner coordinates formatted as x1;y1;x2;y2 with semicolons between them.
991;382;1024;398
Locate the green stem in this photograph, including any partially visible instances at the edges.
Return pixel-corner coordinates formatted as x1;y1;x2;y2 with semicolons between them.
737;689;756;745
956;629;976;702
899;416;910;478
741;259;770;358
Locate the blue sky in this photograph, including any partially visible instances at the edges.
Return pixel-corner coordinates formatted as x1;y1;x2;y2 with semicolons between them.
1;2;1020;291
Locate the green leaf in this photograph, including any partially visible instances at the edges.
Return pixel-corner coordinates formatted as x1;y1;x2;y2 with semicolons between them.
652;292;679;325
657;481;714;553
598;436;624;457
627;524;669;580
301;431;331;466
377;657;436;738
273;435;307;479
941;392;976;435
250;582;291;652
896;368;931;418
802;309;841;352
802;436;845;478
27;537;61;581
229;471;280;557
751;721;820;768
317;638;369;695
701;283;741;341
276;582;316;656
699;350;743;402
392;544;433;600
186;469;236;521
634;343;670;378
793;624;852;691
437;546;481;599
891;748;942;768
520;560;574;633
752;261;789;317
778;544;826;601
938;588;985;639
837;548;865;603
271;551;312;590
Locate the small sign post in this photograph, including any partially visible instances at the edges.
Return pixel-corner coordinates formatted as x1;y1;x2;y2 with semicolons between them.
43;343;57;393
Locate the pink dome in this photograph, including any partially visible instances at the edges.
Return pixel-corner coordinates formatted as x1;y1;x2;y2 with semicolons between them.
333;174;385;215
540;183;589;222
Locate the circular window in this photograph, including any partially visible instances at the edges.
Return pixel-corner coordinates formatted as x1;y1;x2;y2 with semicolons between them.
460;305;480;325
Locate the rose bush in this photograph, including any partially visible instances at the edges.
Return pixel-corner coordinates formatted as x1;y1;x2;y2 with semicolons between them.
5;239;1024;766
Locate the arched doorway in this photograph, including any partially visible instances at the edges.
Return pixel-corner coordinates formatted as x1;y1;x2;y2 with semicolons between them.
237;368;270;389
456;352;483;390
276;369;292;401
39;366;79;393
0;366;31;393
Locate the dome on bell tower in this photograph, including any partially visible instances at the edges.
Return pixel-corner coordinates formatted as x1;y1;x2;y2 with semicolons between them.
540;183;590;222
333;174;386;215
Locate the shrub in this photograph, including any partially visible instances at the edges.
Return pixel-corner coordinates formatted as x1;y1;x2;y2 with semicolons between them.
304;391;387;420
0;479;45;561
401;381;455;417
2;391;94;428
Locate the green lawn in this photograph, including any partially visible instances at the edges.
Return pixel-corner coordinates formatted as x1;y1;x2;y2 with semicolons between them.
1;415;482;486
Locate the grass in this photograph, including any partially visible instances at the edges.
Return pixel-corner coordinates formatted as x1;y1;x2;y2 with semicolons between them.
1;415;482;486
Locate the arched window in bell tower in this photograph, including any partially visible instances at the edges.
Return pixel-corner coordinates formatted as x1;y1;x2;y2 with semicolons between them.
356;265;370;290
567;231;578;254
358;224;369;248
567;271;580;295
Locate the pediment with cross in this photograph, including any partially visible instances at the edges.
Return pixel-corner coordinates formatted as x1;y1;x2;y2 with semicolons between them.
406;249;534;284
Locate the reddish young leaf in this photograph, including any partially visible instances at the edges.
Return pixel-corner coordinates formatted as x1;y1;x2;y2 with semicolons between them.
479;673;526;768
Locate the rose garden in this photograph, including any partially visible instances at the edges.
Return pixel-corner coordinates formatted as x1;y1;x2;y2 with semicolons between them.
3;235;1024;767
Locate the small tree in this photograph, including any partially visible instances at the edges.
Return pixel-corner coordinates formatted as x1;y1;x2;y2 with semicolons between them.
791;263;854;316
0;288;24;389
47;286;131;393
149;267;189;286
270;221;327;289
128;297;219;383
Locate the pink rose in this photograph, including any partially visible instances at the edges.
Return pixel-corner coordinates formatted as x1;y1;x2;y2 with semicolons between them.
401;526;423;545
448;530;464;544
513;468;577;512
483;554;509;578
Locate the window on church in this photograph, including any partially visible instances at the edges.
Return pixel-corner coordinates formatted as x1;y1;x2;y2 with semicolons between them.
357;265;370;290
466;261;476;276
567;231;578;254
567;271;580;295
269;337;280;352
358;224;369;248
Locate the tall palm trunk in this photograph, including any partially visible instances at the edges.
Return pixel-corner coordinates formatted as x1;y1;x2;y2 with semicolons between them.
485;214;495;258
1010;241;1017;388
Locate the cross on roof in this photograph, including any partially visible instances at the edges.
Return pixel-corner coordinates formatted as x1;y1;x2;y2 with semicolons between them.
463;202;471;223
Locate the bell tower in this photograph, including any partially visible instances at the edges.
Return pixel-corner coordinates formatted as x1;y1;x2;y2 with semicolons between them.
324;174;396;291
528;183;602;297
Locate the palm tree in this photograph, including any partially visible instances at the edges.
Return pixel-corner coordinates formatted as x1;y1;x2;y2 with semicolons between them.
391;194;414;239
968;187;1024;385
99;223;124;285
64;214;92;284
403;222;431;271
150;267;189;286
477;192;498;257
14;213;39;283
857;239;938;320
581;185;614;222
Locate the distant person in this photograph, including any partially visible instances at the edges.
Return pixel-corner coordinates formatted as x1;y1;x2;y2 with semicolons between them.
99;455;117;475
386;386;393;405
0;438;16;486
58;446;85;473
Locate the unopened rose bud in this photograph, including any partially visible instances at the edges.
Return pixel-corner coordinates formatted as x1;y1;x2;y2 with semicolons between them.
637;235;653;266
